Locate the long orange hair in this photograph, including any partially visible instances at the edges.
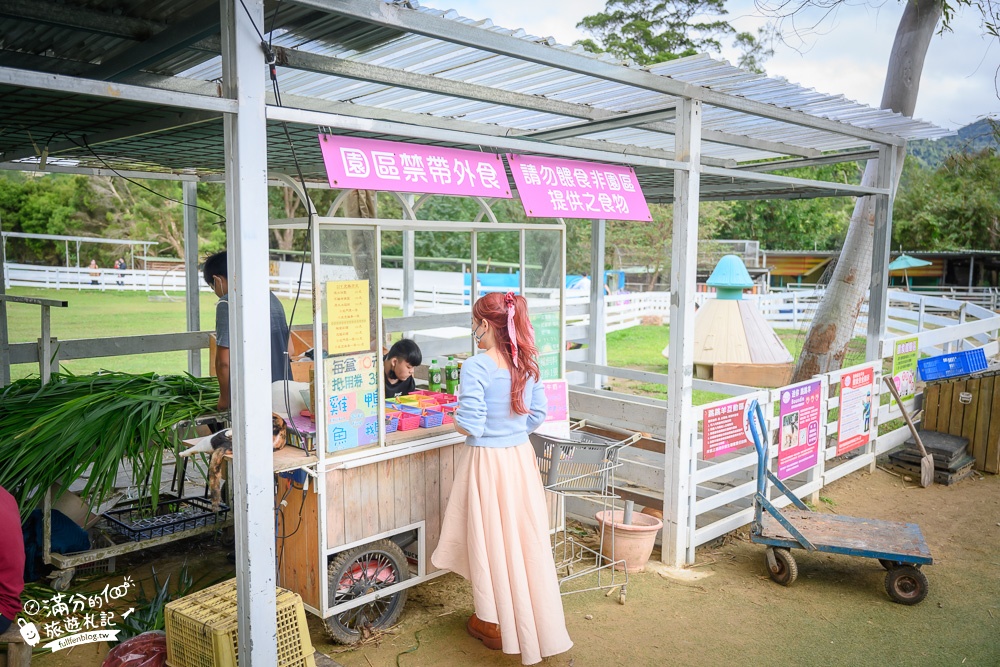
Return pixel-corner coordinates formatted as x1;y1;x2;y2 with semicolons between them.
473;291;539;415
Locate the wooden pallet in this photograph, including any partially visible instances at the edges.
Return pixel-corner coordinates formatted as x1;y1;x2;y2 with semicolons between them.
922;370;1000;473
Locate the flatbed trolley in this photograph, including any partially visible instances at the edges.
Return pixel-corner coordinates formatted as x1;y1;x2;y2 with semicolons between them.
746;400;933;605
530;420;640;604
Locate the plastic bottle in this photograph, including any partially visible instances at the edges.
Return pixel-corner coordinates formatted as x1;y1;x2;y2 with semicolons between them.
428;358;442;392
445;356;459;395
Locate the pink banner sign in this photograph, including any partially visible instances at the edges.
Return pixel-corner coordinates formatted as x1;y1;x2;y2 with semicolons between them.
543;380;569;422
777;380;823;481
318;134;512;198
702;398;753;460
505;154;652;221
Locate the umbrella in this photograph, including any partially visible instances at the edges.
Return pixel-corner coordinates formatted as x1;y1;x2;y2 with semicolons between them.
888;253;932;290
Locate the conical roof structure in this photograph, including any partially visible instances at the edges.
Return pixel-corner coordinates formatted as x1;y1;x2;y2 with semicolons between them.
691;255;794;387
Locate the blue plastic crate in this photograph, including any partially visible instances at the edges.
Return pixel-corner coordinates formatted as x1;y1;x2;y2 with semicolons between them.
917;348;988;382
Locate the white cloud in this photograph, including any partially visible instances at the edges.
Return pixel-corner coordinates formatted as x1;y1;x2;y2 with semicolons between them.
425;0;999;129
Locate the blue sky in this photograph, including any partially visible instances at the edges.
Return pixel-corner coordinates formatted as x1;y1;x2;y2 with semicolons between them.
426;0;999;131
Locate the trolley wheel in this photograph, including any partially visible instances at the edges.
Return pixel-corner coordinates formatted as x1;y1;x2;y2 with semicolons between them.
618;587;626;605
878;559;902;571
325;539;409;644
49;568;75;592
885;566;928;605
766;548;798;586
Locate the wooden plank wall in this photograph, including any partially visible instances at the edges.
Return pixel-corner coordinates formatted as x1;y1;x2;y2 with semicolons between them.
325;444;461;573
275;477;320;610
921;371;1000;473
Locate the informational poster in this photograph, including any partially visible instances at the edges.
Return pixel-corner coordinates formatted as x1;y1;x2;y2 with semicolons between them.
837;367;875;456
543;380;569;422
318;134;512;198
702;398;754;460
530;310;562;380
506;154;652;221
777;380;823;480
325;352;379;453
892;337;919;401
326;280;370;354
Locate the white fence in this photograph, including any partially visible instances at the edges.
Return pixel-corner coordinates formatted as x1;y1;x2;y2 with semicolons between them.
567;290;1000;565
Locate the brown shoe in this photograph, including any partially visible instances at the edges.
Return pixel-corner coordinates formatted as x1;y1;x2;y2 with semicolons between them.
467;614;502;650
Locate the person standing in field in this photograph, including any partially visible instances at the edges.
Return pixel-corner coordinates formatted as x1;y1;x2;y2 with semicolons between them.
88;259;100;286
203;251;291;412
432;291;572;665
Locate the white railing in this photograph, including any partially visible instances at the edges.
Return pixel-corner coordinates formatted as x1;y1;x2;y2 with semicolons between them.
567;290;1000;565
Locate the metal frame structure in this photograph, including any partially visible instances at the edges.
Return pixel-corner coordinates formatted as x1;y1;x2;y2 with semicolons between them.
0;0;952;661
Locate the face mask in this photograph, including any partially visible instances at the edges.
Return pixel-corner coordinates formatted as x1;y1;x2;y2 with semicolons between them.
472;322;485;345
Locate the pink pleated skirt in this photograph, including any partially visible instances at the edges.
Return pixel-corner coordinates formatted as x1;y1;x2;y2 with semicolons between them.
431;441;573;665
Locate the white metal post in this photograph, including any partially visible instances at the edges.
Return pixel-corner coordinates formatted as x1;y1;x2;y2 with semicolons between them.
867;145;896;362
587;220;607;389
221;0;277;664
662;99;702;567
183;181;201;376
402;228;415;318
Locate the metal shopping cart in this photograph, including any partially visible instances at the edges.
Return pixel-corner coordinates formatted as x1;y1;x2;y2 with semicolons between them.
529;421;640;603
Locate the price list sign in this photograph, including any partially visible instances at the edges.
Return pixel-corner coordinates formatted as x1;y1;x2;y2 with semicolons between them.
326;280;370;355
530;310;562;380
325;352;379;453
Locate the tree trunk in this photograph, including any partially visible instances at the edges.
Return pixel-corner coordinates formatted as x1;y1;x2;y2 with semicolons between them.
791;0;942;381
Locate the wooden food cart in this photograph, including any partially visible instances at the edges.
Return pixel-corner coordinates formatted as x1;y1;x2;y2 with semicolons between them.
271;198;566;642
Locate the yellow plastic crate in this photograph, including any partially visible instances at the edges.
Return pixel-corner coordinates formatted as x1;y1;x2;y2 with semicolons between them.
164;579;316;667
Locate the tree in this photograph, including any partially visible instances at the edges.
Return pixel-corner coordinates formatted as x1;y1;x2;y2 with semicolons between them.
893;148;1000;251
577;0;775;70
790;0;945;380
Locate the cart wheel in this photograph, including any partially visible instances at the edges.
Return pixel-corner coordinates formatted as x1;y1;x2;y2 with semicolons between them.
325;539;409;644
49;568;75;592
618;587;626;605
885;566;928;605
766;548;798;586
878;558;902;571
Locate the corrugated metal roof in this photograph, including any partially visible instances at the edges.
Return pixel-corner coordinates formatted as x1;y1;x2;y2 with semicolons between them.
0;0;954;201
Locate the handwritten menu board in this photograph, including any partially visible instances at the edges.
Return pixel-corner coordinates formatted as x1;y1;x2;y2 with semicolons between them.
325;352;379;453
326;280;370;355
531;310;561;380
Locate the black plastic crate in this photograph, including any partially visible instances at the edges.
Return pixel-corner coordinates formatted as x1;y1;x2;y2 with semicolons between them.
102;497;229;542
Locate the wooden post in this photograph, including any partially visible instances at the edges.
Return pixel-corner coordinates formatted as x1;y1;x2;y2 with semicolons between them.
221;0;278;663
662;98;701;567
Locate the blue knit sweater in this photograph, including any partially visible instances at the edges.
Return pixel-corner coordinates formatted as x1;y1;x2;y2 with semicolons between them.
454;353;547;448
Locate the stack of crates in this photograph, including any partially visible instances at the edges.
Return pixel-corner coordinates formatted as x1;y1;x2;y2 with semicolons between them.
164;579;316;667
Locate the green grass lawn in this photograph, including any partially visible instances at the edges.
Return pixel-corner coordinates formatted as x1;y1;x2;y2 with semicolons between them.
5;287;328;380
6;288;862;405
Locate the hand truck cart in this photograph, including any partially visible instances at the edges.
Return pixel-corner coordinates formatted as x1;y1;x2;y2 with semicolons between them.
529;420;640;604
746;400;933;605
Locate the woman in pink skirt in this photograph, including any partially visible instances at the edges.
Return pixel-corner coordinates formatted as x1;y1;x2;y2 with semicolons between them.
432;291;573;665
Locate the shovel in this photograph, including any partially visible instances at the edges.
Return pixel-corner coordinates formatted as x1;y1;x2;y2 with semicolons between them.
883;376;934;488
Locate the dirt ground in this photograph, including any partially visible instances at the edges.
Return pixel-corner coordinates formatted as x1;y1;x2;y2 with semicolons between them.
317;468;1000;667
30;468;999;667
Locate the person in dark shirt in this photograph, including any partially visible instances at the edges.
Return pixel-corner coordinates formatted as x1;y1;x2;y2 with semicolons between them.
203;251;292;411
0;486;24;634
384;339;421;399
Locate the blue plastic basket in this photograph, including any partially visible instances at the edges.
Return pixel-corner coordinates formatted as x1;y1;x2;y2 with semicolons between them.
917;348;988;381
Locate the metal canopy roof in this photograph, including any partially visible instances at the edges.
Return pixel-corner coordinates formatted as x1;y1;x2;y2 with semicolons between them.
0;0;952;202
